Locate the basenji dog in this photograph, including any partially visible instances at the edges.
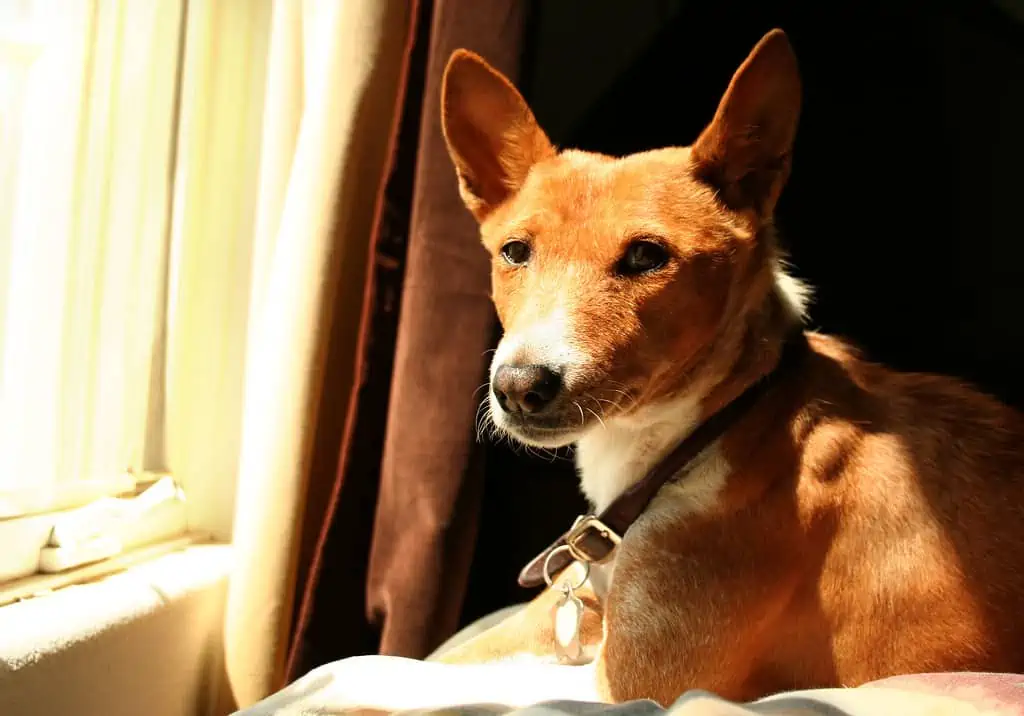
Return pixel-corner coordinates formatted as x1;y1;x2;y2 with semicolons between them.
284;29;1024;713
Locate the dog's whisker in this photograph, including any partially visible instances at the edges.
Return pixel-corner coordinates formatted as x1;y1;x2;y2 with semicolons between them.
583;393;616;417
585;405;607;430
605;385;639;413
541;447;561;463
474;399;490;443
472;381;492;400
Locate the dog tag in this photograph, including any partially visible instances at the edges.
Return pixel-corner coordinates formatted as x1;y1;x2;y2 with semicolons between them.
552;582;586;664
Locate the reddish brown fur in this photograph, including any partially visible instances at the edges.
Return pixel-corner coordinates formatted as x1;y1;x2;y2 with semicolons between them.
440;30;1024;706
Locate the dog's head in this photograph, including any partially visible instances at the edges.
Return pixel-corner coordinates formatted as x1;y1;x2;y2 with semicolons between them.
442;30;804;448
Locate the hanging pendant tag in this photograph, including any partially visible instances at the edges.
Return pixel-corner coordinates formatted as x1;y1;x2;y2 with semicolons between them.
552;582;586;664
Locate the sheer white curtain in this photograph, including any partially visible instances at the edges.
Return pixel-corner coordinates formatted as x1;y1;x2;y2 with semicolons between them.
220;0;412;707
0;0;183;519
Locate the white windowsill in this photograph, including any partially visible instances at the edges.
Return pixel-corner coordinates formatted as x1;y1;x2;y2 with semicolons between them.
0;541;233;716
0;533;196;607
0;477;189;586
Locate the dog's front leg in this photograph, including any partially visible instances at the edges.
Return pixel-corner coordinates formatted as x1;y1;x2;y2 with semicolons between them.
436;561;604;665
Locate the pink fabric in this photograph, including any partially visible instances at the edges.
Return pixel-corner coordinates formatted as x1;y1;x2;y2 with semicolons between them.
863;673;1024;714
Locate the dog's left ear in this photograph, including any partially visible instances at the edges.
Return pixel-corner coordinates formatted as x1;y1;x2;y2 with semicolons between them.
691;29;802;217
441;50;555;221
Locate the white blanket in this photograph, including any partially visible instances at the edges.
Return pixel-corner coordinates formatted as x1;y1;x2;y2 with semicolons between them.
233;657;991;716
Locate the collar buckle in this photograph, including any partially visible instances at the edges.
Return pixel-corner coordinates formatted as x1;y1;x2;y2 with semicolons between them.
565;514;621;564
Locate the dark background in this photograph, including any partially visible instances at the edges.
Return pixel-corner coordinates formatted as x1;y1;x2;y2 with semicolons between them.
461;0;1024;628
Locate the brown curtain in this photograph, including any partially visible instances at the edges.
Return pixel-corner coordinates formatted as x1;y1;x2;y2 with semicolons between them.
284;0;532;679
363;0;534;657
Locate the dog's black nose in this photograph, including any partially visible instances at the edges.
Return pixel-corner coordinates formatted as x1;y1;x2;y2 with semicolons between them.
492;364;563;415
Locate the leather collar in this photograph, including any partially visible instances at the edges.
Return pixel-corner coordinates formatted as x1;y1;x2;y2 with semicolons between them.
517;330;809;588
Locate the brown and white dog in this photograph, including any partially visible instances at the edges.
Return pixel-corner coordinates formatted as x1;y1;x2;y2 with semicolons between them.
282;29;1024;713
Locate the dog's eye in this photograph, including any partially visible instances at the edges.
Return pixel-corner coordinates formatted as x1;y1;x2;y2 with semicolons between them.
617;240;669;275
501;240;531;265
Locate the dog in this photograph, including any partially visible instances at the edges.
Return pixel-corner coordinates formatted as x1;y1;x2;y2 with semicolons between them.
264;28;1024;713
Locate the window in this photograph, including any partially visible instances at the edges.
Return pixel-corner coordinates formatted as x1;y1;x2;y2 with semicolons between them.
0;0;188;588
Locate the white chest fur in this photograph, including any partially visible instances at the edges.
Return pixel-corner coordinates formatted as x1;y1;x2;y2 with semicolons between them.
575;393;706;511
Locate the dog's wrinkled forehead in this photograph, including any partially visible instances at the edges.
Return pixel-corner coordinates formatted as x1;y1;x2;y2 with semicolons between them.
482;148;730;256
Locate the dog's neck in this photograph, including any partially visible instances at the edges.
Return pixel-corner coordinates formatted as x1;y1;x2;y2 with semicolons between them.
575;392;705;512
575;274;804;512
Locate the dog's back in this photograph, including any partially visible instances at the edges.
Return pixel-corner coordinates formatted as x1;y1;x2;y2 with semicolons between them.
794;335;1024;685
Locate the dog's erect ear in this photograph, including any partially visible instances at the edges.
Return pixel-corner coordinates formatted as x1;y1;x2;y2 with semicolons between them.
441;50;554;220
691;29;801;216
